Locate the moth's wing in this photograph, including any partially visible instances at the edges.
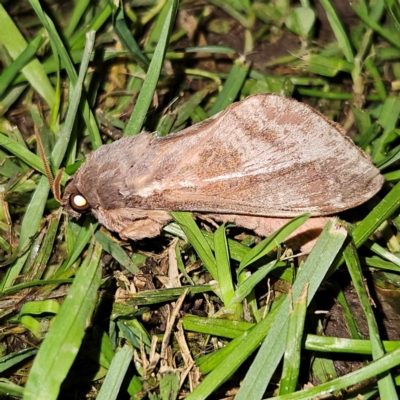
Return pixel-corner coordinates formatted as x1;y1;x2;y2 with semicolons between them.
124;94;384;217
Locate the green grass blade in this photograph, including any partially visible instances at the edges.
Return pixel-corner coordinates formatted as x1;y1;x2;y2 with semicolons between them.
239;214;310;271
64;0;90;38
352;181;400;248
182;314;253;339
69;4;111;50
235;220;347;400
0;348;38;374
0;32;44;97
171;212;217;279
56;218;98;276
214;224;236;308
0;4;55;107
193;296;287;376
384;0;400;30
233;260;277;304
0;177;51;289
208;57;251;116
0;379;24;397
343;243;398;398
23;241;102;400
271;345;400;399
124;0;179;135
318;0;354;62
97;346;133;400
51;30;95;167
112;1;149;69
278;285;308;395
187;220;346;399
352;0;400;50
95;230;139;275
29;0;102;149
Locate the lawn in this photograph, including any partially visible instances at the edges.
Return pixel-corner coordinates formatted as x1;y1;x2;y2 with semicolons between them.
0;0;400;399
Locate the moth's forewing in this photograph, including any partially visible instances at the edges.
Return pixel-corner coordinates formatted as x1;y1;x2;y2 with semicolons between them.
119;94;384;216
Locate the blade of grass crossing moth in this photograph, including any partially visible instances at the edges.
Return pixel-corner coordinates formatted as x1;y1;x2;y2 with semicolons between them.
0;4;55;107
343;242;398;398
171;212;217;279
234;220;347;400
29;0;102;149
124;0;179;136
238;213;310;272
23;241;102;400
318;0;354;62
208;57;251;116
278;284;308;396
96;346;134;400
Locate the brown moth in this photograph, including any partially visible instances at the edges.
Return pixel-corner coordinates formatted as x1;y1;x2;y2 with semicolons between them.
62;94;384;250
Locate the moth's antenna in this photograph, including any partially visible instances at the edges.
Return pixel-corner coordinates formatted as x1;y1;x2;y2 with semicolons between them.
35;125;64;204
53;168;64;204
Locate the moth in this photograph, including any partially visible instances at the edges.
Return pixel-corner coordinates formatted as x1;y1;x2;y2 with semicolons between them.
62;94;384;250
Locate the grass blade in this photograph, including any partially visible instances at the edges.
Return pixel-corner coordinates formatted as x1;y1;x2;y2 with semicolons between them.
235;220;347;400
96;346;134;400
124;0;179;135
23;241;102;400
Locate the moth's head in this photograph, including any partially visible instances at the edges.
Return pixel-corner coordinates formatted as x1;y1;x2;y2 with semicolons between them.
61;153;105;219
61;133;154;221
62;175;92;219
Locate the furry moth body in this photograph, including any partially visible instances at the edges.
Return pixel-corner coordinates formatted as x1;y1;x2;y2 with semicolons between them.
63;94;384;249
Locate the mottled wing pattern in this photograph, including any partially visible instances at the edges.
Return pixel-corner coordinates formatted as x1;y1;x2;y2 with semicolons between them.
124;94;384;216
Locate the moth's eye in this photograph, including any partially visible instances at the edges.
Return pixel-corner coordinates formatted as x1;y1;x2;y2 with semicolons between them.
70;193;90;212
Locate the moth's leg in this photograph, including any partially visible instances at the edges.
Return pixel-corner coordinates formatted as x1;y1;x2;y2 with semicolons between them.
119;211;172;241
120;218;165;240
